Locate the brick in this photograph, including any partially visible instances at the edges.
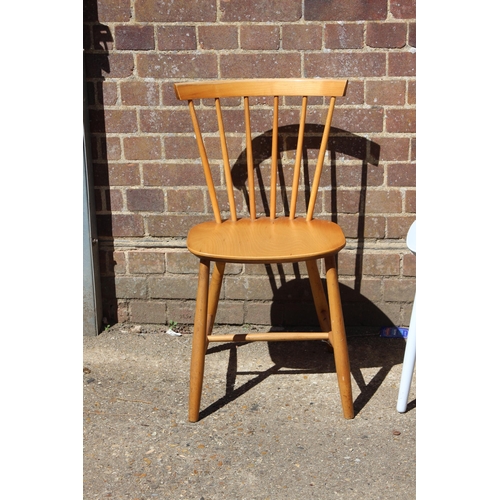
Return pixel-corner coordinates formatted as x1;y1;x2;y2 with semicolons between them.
408;22;416;47
149;277;198;299
105;189;124;211
137;53;217;79
363;254;400;275
335;189;361;214
161;83;182;106
304;53;386;78
383;279;415;302
163;136;200;160
334;107;384;133
166;251;199;274
166;301;196;325
157;25;197;51
127;188;165;212
386;216;415;239
388;52;416;76
340;80;364;105
244;302;274;325
220;0;301;22
342;278;383;302
114;277;148;299
365;190;402;213
104;109;138;133
240;25;280;50
213;301;245;325
402;253;416;276
199;25;238;50
139;109;194;133
386;109;416;133
405;189;416;213
123;136;162;160
95;0;131;22
97;214;144;237
282;25;322;50
366;80;406;106
325;24;364;49
220;53;301;79
117;302;129;323
147;214;212;237
135;0;217;22
337;252;356;276
387;163;416;187
336;164;384;187
390;0;416;19
129;301;167;324
107;53;135;78
121;81;159;106
115;25;154;50
129;252;166;274
167;189;205;212
366;23;407;48
143;163;209;187
102;137;121;160
305;0;387;21
225;276;275;300
100;81;118;106
112;251;127;274
408;80;416;105
261;262;309;276
410;138;416;161
336;214;386;239
368;137;406;162
98;163;140;186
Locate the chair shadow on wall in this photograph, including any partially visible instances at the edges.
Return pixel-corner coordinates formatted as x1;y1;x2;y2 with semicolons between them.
199;124;411;419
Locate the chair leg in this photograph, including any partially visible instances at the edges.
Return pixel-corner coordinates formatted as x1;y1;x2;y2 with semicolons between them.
206;262;225;342
306;259;331;333
325;255;354;419
397;294;416;413
188;258;210;422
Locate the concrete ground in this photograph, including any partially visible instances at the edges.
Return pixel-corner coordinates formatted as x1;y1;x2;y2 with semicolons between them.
83;324;416;499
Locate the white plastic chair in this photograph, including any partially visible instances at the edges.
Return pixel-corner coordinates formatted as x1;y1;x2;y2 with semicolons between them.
397;220;416;413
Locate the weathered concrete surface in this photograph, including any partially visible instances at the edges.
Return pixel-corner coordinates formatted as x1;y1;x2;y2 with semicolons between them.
84;324;416;499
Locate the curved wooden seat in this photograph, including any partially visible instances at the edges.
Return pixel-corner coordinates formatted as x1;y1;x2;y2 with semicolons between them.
187;217;346;263
174;78;354;422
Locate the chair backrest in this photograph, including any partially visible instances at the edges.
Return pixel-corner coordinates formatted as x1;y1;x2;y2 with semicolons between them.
174;78;348;224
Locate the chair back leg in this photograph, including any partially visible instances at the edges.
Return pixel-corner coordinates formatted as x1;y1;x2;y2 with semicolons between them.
325;256;354;419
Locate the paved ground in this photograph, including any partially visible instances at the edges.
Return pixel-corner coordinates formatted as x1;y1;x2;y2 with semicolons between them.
83;324;416;499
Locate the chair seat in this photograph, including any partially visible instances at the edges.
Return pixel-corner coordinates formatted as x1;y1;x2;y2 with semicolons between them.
187;217;346;263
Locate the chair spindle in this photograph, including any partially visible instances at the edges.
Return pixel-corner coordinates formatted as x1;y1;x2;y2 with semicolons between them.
270;96;279;220
289;96;308;220
244;96;257;220
306;96;337;222
215;98;237;222
188;100;222;223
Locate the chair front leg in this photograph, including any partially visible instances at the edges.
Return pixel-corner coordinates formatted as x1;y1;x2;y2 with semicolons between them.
189;258;210;422
206;261;225;342
325;255;354;419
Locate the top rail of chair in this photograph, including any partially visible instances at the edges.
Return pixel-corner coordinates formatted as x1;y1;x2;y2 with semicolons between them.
174;78;348;100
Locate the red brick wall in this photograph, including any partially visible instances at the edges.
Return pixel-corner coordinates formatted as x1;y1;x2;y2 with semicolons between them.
84;0;416;330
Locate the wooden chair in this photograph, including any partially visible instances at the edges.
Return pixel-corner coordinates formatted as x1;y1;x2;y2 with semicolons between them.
174;79;354;422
